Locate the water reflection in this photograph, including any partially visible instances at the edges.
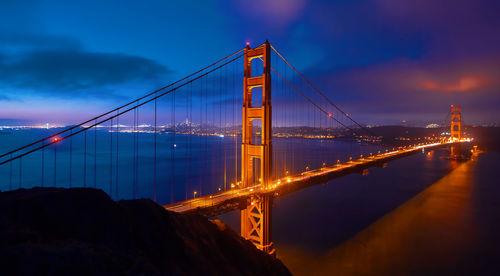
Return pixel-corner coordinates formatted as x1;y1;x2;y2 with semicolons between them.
278;155;480;275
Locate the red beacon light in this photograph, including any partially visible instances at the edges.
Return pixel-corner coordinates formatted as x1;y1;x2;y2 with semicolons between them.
53;137;59;142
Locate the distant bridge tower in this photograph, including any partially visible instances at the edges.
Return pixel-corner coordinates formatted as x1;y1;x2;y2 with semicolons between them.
241;41;274;254
450;105;461;141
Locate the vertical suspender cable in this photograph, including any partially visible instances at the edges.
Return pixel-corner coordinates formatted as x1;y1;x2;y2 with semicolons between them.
137;107;139;198
154;93;157;202
69;129;73;187
115;110;119;199
185;86;188;200
233;60;237;187
54;140;57;187
190;82;193;196
171;92;175;203
84;131;87;187
199;74;203;195
109;118;113;195
94;119;97;188
133;108;136;198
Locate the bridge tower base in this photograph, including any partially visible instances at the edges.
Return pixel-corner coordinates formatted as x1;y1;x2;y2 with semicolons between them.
240;42;274;254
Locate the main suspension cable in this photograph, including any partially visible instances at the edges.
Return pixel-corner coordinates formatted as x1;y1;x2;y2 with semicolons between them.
270;44;377;137
0;52;246;165
0;47;246;160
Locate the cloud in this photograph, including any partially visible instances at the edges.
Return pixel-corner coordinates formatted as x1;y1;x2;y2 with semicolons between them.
0;31;82;51
374;0;499;29
419;75;489;93
0;46;169;96
235;0;306;29
0;94;12;101
373;0;500;57
316;53;500;95
304;53;500;124
0;39;169;96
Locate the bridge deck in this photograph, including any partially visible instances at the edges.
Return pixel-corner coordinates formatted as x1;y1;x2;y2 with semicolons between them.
163;141;465;216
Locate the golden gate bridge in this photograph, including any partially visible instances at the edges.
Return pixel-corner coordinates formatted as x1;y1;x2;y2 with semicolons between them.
0;41;469;254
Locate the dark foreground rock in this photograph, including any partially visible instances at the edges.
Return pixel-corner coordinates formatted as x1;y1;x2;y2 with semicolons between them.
0;188;291;276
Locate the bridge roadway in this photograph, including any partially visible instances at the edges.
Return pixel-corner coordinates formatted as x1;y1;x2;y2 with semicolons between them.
164;141;466;216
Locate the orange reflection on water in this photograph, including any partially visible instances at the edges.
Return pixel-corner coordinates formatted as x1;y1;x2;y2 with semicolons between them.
426;150;433;160
279;157;478;275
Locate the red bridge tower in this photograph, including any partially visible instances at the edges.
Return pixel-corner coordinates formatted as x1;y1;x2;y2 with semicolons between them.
241;42;274;254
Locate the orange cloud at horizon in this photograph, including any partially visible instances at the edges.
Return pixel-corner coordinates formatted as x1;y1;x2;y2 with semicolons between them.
419;75;488;93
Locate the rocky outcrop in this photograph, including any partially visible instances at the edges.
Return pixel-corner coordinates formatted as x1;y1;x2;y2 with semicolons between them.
0;188;291;275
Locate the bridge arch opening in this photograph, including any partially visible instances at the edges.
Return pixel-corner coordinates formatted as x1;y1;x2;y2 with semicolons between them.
252;119;262;145
251;86;263;108
250;57;264;77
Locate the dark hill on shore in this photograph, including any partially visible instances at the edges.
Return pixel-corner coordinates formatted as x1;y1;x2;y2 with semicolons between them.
0;188;291;276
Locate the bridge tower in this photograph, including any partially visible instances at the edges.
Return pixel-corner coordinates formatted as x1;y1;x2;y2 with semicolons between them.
450;105;461;141
450;105;463;158
241;42;274;254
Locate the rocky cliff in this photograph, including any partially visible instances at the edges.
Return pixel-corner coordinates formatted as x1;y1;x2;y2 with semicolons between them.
0;188;291;275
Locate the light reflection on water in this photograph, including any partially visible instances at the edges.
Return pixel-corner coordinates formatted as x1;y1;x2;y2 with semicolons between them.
220;150;499;275
275;152;499;275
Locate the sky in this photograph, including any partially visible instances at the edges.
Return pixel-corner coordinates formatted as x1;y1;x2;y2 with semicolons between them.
0;0;499;126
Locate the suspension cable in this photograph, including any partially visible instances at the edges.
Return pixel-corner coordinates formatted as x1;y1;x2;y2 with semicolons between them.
0;47;246;160
270;44;377;137
264;57;358;134
0;52;246;166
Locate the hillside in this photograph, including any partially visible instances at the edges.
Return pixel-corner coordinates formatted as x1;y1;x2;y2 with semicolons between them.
0;188;291;275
